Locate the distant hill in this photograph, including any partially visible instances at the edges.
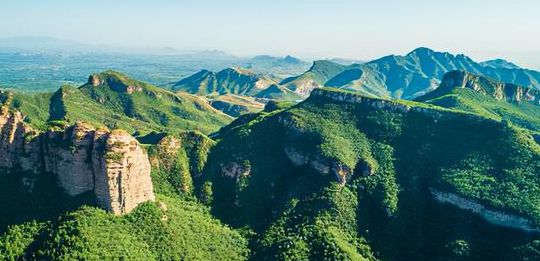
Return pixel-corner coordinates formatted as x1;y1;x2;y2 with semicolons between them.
279;60;350;96
329;57;365;65
417;70;540;131
172;67;278;96
174;60;348;100
242;55;310;78
235;48;540;100
249;55;305;66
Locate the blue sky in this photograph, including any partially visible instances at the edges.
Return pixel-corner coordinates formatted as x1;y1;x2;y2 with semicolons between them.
1;0;540;68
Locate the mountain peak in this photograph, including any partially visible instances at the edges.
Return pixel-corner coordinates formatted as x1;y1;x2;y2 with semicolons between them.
283;55;302;64
309;60;345;72
407;47;436;56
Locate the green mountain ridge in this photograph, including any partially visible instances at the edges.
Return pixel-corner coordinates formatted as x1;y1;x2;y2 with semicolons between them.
172;67;278;96
1;70;232;134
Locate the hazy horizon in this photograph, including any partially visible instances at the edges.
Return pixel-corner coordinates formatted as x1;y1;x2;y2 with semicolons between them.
2;0;540;69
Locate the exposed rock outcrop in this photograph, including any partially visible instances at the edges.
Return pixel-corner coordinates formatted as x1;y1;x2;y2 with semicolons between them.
310;88;412;113
438;70;540;104
0;108;37;170
431;189;539;233
92;129;154;215
0;107;155;215
283;145;364;185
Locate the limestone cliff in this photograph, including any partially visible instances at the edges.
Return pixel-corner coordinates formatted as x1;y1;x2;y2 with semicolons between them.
0;105;154;215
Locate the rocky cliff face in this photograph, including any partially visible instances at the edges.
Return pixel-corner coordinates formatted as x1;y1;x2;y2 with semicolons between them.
310;88;412;113
282;144;358;185
431;189;539;233
0;105;154;215
439;70;540;104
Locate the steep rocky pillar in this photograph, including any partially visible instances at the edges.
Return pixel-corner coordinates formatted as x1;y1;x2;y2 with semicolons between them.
44;122;96;196
92;129;155;215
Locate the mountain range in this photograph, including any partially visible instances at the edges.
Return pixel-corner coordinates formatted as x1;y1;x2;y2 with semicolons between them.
338;47;540;99
175;47;540;103
1;47;540;260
